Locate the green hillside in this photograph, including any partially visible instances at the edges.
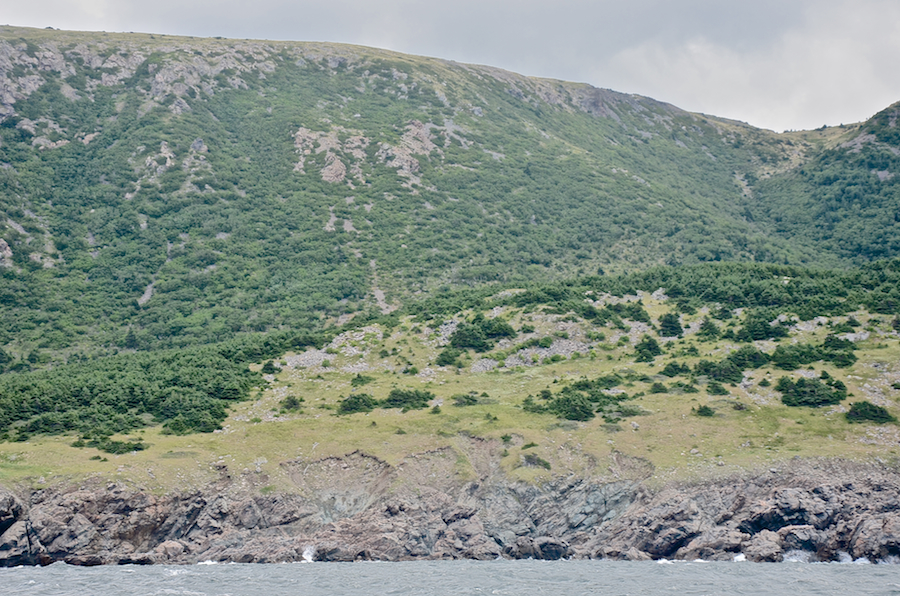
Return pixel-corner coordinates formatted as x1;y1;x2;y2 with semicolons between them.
749;104;900;261
0;26;899;475
2;26;897;362
2;260;898;489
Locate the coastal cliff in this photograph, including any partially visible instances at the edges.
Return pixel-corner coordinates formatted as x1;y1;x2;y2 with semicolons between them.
2;454;898;566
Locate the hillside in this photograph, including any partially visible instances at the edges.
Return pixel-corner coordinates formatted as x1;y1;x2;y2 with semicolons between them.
2;260;899;484
2;260;900;564
1;26;898;362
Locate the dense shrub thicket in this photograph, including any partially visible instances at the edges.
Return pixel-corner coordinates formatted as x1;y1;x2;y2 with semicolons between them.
338;388;436;414
0;331;321;441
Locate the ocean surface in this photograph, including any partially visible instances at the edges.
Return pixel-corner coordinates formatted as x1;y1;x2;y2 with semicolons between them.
3;559;900;596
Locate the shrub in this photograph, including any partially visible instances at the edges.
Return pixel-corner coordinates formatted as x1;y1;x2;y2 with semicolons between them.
436;347;462;367
661;361;690;377
381;388;434;410
694;405;715;417
280;395;304;411
658;313;683;337
649;382;668;394
338;393;378;414
728;345;769;369
451;393;478;406
93;438;148;454
547;392;595;421
695;359;743;384
449;323;490;352
448;313;517;353
634;336;663;362
706;382;729;395
523;453;551;470
697;317;720;340
777;376;847;407
261;360;278;374
846;401;896;424
350;374;374;387
736;312;790;342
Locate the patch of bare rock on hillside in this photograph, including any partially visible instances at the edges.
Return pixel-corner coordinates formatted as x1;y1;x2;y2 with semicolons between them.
2;451;900;566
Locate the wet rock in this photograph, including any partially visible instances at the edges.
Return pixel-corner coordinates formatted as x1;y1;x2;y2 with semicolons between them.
64;553;106;566
742;530;783;562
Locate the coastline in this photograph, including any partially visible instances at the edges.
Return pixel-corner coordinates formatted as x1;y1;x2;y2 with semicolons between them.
2;454;898;566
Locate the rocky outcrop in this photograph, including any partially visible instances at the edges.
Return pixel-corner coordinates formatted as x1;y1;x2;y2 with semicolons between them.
584;459;900;562
1;456;899;566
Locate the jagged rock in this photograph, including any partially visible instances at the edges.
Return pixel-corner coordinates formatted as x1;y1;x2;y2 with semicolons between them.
534;536;569;560
64;553;106;566
677;528;750;561
156;540;185;558
623;546;653;561
740;488;835;533
742;530;783;562
778;524;825;552
0;489;23;535
592;544;652;561
315;543;365;562
848;515;900;560
0;520;47;566
1;457;900;566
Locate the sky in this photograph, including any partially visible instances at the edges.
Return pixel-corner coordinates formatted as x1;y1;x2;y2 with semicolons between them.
4;0;899;132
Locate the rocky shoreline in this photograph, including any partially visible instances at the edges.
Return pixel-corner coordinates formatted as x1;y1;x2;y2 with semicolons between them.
2;452;899;566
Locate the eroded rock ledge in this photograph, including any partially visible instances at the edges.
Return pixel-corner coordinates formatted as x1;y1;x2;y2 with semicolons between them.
1;454;898;566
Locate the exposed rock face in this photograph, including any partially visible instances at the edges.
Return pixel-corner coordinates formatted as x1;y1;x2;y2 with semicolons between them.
585;460;900;562
1;456;899;566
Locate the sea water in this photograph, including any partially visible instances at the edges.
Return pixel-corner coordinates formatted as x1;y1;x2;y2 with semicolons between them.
3;559;900;596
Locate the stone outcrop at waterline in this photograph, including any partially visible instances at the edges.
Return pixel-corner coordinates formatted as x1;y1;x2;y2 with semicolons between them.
1;453;899;565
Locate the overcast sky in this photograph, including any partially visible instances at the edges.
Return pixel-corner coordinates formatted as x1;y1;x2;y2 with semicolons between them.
5;0;899;131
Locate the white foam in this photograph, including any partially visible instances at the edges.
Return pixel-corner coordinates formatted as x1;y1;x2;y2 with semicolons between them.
302;545;316;563
783;550;813;563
